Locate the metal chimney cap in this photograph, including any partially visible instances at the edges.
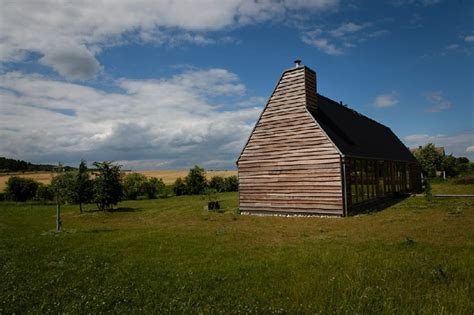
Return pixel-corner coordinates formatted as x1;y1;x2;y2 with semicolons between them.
294;59;302;67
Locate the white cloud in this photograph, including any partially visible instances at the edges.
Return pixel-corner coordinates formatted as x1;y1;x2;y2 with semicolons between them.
301;35;343;55
464;35;474;43
0;68;263;169
424;91;452;112
446;44;459;50
392;0;442;6
302;21;386;55
372;93;398;108
329;22;369;37
403;131;474;160
0;0;338;80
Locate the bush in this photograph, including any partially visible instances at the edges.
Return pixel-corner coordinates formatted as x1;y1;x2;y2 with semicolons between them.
92;161;123;211
5;176;39;201
184;166;208;195
209;176;226;192
35;184;54;202
173;177;187;196
224;175;239;192
143;177;166;199
424;179;433;202
123;173;148;200
0;192;5;201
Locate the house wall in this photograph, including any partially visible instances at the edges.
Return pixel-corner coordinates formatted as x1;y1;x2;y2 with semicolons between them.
237;67;343;215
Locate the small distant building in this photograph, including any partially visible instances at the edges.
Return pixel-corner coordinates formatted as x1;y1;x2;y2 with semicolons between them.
410;146;445;157
410;145;446;178
237;61;422;216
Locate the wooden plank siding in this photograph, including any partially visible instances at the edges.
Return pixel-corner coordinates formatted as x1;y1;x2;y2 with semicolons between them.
237;66;344;216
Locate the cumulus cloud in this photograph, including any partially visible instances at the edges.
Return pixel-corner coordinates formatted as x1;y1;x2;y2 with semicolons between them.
467;146;474;153
403;131;474;160
39;45;102;80
424;91;452;112
0;0;338;80
302;22;386;55
372;92;398;108
0;68;263;169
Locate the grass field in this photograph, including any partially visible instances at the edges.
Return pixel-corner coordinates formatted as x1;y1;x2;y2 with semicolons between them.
0;170;237;191
1;187;473;313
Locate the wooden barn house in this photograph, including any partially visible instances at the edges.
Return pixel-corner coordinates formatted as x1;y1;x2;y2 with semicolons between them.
237;61;421;216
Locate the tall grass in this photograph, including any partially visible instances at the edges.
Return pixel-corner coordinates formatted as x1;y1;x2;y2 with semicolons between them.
0;191;473;313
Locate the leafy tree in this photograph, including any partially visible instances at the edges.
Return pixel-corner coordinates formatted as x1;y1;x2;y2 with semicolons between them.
209;176;226;192
50;170;76;231
413;143;442;177
441;154;457;178
184;165;208;195
143;177;166;199
35;184;54;202
50;172;76;203
455;157;473;175
224;175;239;192
5;176;39;201
123;173;148;200
92;161;123;211
73;160;93;213
173;177;187;196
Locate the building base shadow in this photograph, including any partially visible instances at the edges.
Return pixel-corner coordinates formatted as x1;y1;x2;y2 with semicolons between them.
348;193;410;216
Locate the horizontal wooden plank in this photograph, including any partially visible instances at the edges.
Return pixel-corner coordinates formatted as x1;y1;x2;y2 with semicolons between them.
240;204;343;212
238;164;341;172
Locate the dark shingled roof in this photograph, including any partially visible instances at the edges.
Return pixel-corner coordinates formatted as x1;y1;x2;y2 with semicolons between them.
310;94;417;162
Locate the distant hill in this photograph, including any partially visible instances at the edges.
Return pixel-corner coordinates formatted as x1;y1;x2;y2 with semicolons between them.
0;157;74;173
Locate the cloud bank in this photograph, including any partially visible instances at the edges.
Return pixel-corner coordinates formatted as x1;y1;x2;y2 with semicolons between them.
404;131;474;160
0;0;339;80
0;68;263;169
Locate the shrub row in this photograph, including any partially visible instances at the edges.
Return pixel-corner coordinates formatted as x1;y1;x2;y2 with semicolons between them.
172;166;238;196
3;163;239;210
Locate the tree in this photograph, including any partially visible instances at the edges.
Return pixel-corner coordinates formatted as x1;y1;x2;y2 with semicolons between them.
413;143;442;177
35;183;54;202
74;160;93;213
441;154;457;178
5;176;39;201
184;165;208;195
92;161;123;211
50;169;75;231
173;177;187;196
209;176;226;192
224;175;239;192
143;177;166;199
123;173;148;200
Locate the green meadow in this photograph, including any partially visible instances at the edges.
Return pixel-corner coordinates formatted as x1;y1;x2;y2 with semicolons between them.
1;184;473;313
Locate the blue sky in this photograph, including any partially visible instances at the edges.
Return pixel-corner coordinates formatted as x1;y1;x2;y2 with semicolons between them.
0;0;473;169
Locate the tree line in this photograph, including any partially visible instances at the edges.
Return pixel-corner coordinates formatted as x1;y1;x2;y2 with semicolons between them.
413;143;473;179
1;162;239;211
0;156;71;173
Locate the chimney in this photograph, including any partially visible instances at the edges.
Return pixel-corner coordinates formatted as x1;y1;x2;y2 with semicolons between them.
303;65;317;113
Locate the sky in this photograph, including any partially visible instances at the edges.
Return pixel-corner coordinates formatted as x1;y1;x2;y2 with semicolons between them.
0;0;473;170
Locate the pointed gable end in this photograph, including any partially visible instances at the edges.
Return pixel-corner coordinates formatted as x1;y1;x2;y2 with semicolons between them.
237;64;343;216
